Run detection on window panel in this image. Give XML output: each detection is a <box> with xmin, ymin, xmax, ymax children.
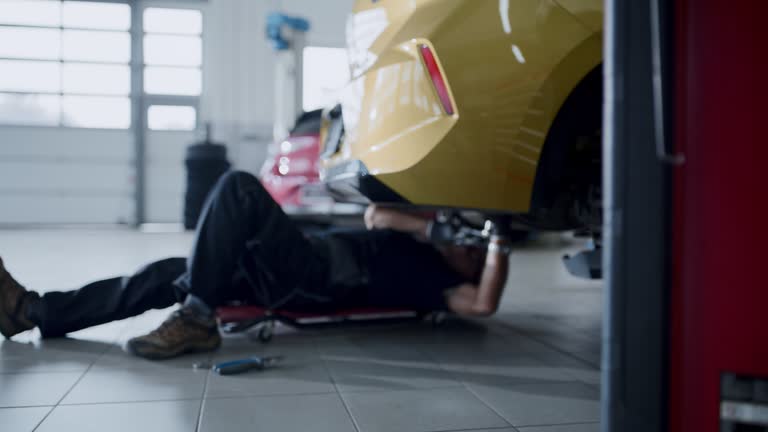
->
<box><xmin>63</xmin><ymin>30</ymin><xmax>131</xmax><ymax>63</ymax></box>
<box><xmin>0</xmin><ymin>60</ymin><xmax>60</xmax><ymax>93</ymax></box>
<box><xmin>144</xmin><ymin>8</ymin><xmax>203</xmax><ymax>35</ymax></box>
<box><xmin>0</xmin><ymin>27</ymin><xmax>61</xmax><ymax>60</ymax></box>
<box><xmin>62</xmin><ymin>1</ymin><xmax>131</xmax><ymax>31</ymax></box>
<box><xmin>63</xmin><ymin>63</ymin><xmax>130</xmax><ymax>95</ymax></box>
<box><xmin>148</xmin><ymin>105</ymin><xmax>196</xmax><ymax>131</ymax></box>
<box><xmin>303</xmin><ymin>47</ymin><xmax>351</xmax><ymax>111</ymax></box>
<box><xmin>0</xmin><ymin>1</ymin><xmax>147</xmax><ymax>129</ymax></box>
<box><xmin>0</xmin><ymin>3</ymin><xmax>205</xmax><ymax>129</ymax></box>
<box><xmin>144</xmin><ymin>35</ymin><xmax>202</xmax><ymax>67</ymax></box>
<box><xmin>0</xmin><ymin>93</ymin><xmax>60</xmax><ymax>126</ymax></box>
<box><xmin>0</xmin><ymin>1</ymin><xmax>61</xmax><ymax>27</ymax></box>
<box><xmin>61</xmin><ymin>95</ymin><xmax>130</xmax><ymax>129</ymax></box>
<box><xmin>144</xmin><ymin>67</ymin><xmax>202</xmax><ymax>96</ymax></box>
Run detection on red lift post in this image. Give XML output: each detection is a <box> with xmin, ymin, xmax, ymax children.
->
<box><xmin>670</xmin><ymin>0</ymin><xmax>768</xmax><ymax>430</ymax></box>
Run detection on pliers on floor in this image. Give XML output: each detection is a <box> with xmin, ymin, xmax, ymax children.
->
<box><xmin>211</xmin><ymin>355</ymin><xmax>285</xmax><ymax>375</ymax></box>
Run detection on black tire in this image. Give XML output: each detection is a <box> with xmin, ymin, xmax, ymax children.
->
<box><xmin>186</xmin><ymin>144</ymin><xmax>228</xmax><ymax>160</ymax></box>
<box><xmin>184</xmin><ymin>143</ymin><xmax>231</xmax><ymax>229</ymax></box>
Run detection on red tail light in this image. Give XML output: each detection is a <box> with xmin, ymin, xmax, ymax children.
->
<box><xmin>419</xmin><ymin>44</ymin><xmax>455</xmax><ymax>115</ymax></box>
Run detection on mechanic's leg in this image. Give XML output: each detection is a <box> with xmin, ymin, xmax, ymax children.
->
<box><xmin>0</xmin><ymin>257</ymin><xmax>186</xmax><ymax>339</ymax></box>
<box><xmin>124</xmin><ymin>171</ymin><xmax>321</xmax><ymax>359</ymax></box>
<box><xmin>126</xmin><ymin>171</ymin><xmax>328</xmax><ymax>359</ymax></box>
<box><xmin>174</xmin><ymin>170</ymin><xmax>327</xmax><ymax>310</ymax></box>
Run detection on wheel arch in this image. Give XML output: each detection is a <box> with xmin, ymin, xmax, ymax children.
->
<box><xmin>529</xmin><ymin>61</ymin><xmax>603</xmax><ymax>229</ymax></box>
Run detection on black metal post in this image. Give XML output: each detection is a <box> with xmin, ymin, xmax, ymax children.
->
<box><xmin>602</xmin><ymin>0</ymin><xmax>674</xmax><ymax>430</ymax></box>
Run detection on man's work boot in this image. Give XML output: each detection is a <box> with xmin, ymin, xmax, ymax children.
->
<box><xmin>125</xmin><ymin>307</ymin><xmax>221</xmax><ymax>360</ymax></box>
<box><xmin>0</xmin><ymin>257</ymin><xmax>38</xmax><ymax>338</ymax></box>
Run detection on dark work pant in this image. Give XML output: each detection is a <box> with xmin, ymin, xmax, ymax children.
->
<box><xmin>31</xmin><ymin>171</ymin><xmax>331</xmax><ymax>337</ymax></box>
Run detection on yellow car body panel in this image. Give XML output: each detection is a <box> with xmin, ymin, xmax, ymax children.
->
<box><xmin>322</xmin><ymin>0</ymin><xmax>603</xmax><ymax>213</ymax></box>
<box><xmin>554</xmin><ymin>0</ymin><xmax>604</xmax><ymax>31</ymax></box>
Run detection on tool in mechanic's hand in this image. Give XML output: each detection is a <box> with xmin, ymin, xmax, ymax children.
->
<box><xmin>426</xmin><ymin>213</ymin><xmax>515</xmax><ymax>254</ymax></box>
<box><xmin>212</xmin><ymin>355</ymin><xmax>285</xmax><ymax>375</ymax></box>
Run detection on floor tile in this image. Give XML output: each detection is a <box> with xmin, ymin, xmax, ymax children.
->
<box><xmin>216</xmin><ymin>334</ymin><xmax>319</xmax><ymax>360</ymax></box>
<box><xmin>443</xmin><ymin>346</ymin><xmax>601</xmax><ymax>390</ymax></box>
<box><xmin>0</xmin><ymin>337</ymin><xmax>112</xmax><ymax>374</ymax></box>
<box><xmin>0</xmin><ymin>372</ymin><xmax>82</xmax><ymax>407</ymax></box>
<box><xmin>538</xmin><ymin>359</ymin><xmax>600</xmax><ymax>388</ymax></box>
<box><xmin>342</xmin><ymin>387</ymin><xmax>509</xmax><ymax>432</ymax></box>
<box><xmin>36</xmin><ymin>400</ymin><xmax>200</xmax><ymax>432</ymax></box>
<box><xmin>203</xmin><ymin>335</ymin><xmax>331</xmax><ymax>398</ymax></box>
<box><xmin>32</xmin><ymin>337</ymin><xmax>114</xmax><ymax>354</ymax></box>
<box><xmin>518</xmin><ymin>423</ymin><xmax>600</xmax><ymax>432</ymax></box>
<box><xmin>205</xmin><ymin>360</ymin><xmax>335</xmax><ymax>398</ymax></box>
<box><xmin>419</xmin><ymin>334</ymin><xmax>559</xmax><ymax>369</ymax></box>
<box><xmin>468</xmin><ymin>381</ymin><xmax>600</xmax><ymax>427</ymax></box>
<box><xmin>65</xmin><ymin>319</ymin><xmax>133</xmax><ymax>344</ymax></box>
<box><xmin>453</xmin><ymin>429</ymin><xmax>520</xmax><ymax>432</ymax></box>
<box><xmin>318</xmin><ymin>334</ymin><xmax>432</xmax><ymax>362</ymax></box>
<box><xmin>310</xmin><ymin>322</ymin><xmax>429</xmax><ymax>342</ymax></box>
<box><xmin>199</xmin><ymin>393</ymin><xmax>356</xmax><ymax>432</ymax></box>
<box><xmin>318</xmin><ymin>333</ymin><xmax>464</xmax><ymax>392</ymax></box>
<box><xmin>91</xmin><ymin>346</ymin><xmax>214</xmax><ymax>371</ymax></box>
<box><xmin>452</xmin><ymin>361</ymin><xmax>580</xmax><ymax>388</ymax></box>
<box><xmin>0</xmin><ymin>406</ymin><xmax>52</xmax><ymax>432</ymax></box>
<box><xmin>0</xmin><ymin>348</ymin><xmax>96</xmax><ymax>374</ymax></box>
<box><xmin>326</xmin><ymin>356</ymin><xmax>461</xmax><ymax>393</ymax></box>
<box><xmin>61</xmin><ymin>368</ymin><xmax>207</xmax><ymax>404</ymax></box>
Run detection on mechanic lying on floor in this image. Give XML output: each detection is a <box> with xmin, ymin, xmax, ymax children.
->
<box><xmin>0</xmin><ymin>171</ymin><xmax>510</xmax><ymax>360</ymax></box>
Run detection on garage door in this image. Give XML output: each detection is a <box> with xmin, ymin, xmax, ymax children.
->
<box><xmin>0</xmin><ymin>1</ymin><xmax>134</xmax><ymax>224</ymax></box>
<box><xmin>0</xmin><ymin>1</ymin><xmax>203</xmax><ymax>225</ymax></box>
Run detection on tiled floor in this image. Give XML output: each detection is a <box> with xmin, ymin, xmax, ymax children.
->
<box><xmin>0</xmin><ymin>228</ymin><xmax>603</xmax><ymax>432</ymax></box>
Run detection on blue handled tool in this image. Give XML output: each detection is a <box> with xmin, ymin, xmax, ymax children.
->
<box><xmin>212</xmin><ymin>355</ymin><xmax>284</xmax><ymax>375</ymax></box>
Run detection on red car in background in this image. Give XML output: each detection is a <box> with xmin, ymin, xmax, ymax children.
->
<box><xmin>260</xmin><ymin>110</ymin><xmax>330</xmax><ymax>209</ymax></box>
<box><xmin>260</xmin><ymin>110</ymin><xmax>362</xmax><ymax>225</ymax></box>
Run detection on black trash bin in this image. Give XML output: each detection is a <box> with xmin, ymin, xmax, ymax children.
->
<box><xmin>184</xmin><ymin>125</ymin><xmax>230</xmax><ymax>230</ymax></box>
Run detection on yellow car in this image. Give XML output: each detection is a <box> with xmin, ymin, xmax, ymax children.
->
<box><xmin>321</xmin><ymin>0</ymin><xmax>603</xmax><ymax>233</ymax></box>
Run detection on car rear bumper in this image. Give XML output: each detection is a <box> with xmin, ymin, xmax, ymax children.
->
<box><xmin>322</xmin><ymin>159</ymin><xmax>408</xmax><ymax>205</ymax></box>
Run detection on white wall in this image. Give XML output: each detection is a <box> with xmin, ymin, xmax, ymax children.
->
<box><xmin>202</xmin><ymin>0</ymin><xmax>353</xmax><ymax>173</ymax></box>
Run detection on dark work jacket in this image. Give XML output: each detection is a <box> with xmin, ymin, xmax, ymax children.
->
<box><xmin>308</xmin><ymin>229</ymin><xmax>465</xmax><ymax>311</ymax></box>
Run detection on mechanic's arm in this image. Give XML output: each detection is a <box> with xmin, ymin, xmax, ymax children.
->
<box><xmin>445</xmin><ymin>236</ymin><xmax>509</xmax><ymax>317</ymax></box>
<box><xmin>364</xmin><ymin>204</ymin><xmax>430</xmax><ymax>240</ymax></box>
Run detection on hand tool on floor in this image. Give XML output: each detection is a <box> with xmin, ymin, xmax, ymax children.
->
<box><xmin>212</xmin><ymin>355</ymin><xmax>285</xmax><ymax>375</ymax></box>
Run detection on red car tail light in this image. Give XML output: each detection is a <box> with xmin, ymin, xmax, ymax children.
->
<box><xmin>419</xmin><ymin>44</ymin><xmax>455</xmax><ymax>115</ymax></box>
